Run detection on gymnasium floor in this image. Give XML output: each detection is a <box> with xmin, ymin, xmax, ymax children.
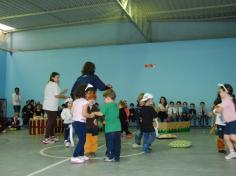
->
<box><xmin>0</xmin><ymin>129</ymin><xmax>235</xmax><ymax>176</ymax></box>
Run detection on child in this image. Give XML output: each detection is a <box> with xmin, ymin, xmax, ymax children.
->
<box><xmin>140</xmin><ymin>93</ymin><xmax>158</xmax><ymax>153</ymax></box>
<box><xmin>212</xmin><ymin>94</ymin><xmax>226</xmax><ymax>154</ymax></box>
<box><xmin>119</xmin><ymin>100</ymin><xmax>132</xmax><ymax>138</ymax></box>
<box><xmin>34</xmin><ymin>103</ymin><xmax>44</xmax><ymax>117</ymax></box>
<box><xmin>94</xmin><ymin>89</ymin><xmax>121</xmax><ymax>162</ymax></box>
<box><xmin>22</xmin><ymin>103</ymin><xmax>34</xmax><ymax>127</ymax></box>
<box><xmin>129</xmin><ymin>103</ymin><xmax>136</xmax><ymax>126</ymax></box>
<box><xmin>167</xmin><ymin>101</ymin><xmax>176</xmax><ymax>122</ymax></box>
<box><xmin>214</xmin><ymin>83</ymin><xmax>236</xmax><ymax>160</ymax></box>
<box><xmin>182</xmin><ymin>102</ymin><xmax>189</xmax><ymax>121</ymax></box>
<box><xmin>189</xmin><ymin>103</ymin><xmax>197</xmax><ymax>126</ymax></box>
<box><xmin>70</xmin><ymin>84</ymin><xmax>97</xmax><ymax>164</ymax></box>
<box><xmin>198</xmin><ymin>102</ymin><xmax>208</xmax><ymax>127</ymax></box>
<box><xmin>11</xmin><ymin>112</ymin><xmax>21</xmax><ymax>130</ymax></box>
<box><xmin>132</xmin><ymin>93</ymin><xmax>144</xmax><ymax>148</ymax></box>
<box><xmin>84</xmin><ymin>88</ymin><xmax>101</xmax><ymax>157</ymax></box>
<box><xmin>176</xmin><ymin>101</ymin><xmax>183</xmax><ymax>122</ymax></box>
<box><xmin>61</xmin><ymin>98</ymin><xmax>73</xmax><ymax>147</ymax></box>
<box><xmin>156</xmin><ymin>97</ymin><xmax>168</xmax><ymax>122</ymax></box>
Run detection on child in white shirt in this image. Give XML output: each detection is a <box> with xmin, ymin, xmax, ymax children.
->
<box><xmin>61</xmin><ymin>98</ymin><xmax>73</xmax><ymax>147</ymax></box>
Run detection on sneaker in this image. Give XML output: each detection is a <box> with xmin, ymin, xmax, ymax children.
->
<box><xmin>132</xmin><ymin>143</ymin><xmax>141</xmax><ymax>148</ymax></box>
<box><xmin>104</xmin><ymin>157</ymin><xmax>114</xmax><ymax>162</ymax></box>
<box><xmin>80</xmin><ymin>155</ymin><xmax>89</xmax><ymax>161</ymax></box>
<box><xmin>225</xmin><ymin>152</ymin><xmax>236</xmax><ymax>160</ymax></box>
<box><xmin>42</xmin><ymin>138</ymin><xmax>55</xmax><ymax>144</ymax></box>
<box><xmin>70</xmin><ymin>157</ymin><xmax>84</xmax><ymax>164</ymax></box>
<box><xmin>65</xmin><ymin>142</ymin><xmax>71</xmax><ymax>148</ymax></box>
<box><xmin>50</xmin><ymin>136</ymin><xmax>59</xmax><ymax>142</ymax></box>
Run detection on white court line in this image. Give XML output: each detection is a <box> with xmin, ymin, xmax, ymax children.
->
<box><xmin>27</xmin><ymin>144</ymin><xmax>105</xmax><ymax>176</ymax></box>
<box><xmin>25</xmin><ymin>158</ymin><xmax>69</xmax><ymax>176</ymax></box>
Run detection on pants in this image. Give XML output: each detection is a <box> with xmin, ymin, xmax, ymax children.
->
<box><xmin>64</xmin><ymin>123</ymin><xmax>71</xmax><ymax>142</ymax></box>
<box><xmin>13</xmin><ymin>105</ymin><xmax>21</xmax><ymax>113</ymax></box>
<box><xmin>105</xmin><ymin>131</ymin><xmax>121</xmax><ymax>161</ymax></box>
<box><xmin>199</xmin><ymin>115</ymin><xmax>208</xmax><ymax>126</ymax></box>
<box><xmin>44</xmin><ymin>110</ymin><xmax>57</xmax><ymax>138</ymax></box>
<box><xmin>73</xmin><ymin>121</ymin><xmax>86</xmax><ymax>157</ymax></box>
<box><xmin>121</xmin><ymin>120</ymin><xmax>131</xmax><ymax>135</ymax></box>
<box><xmin>143</xmin><ymin>132</ymin><xmax>156</xmax><ymax>152</ymax></box>
<box><xmin>135</xmin><ymin>128</ymin><xmax>143</xmax><ymax>145</ymax></box>
<box><xmin>84</xmin><ymin>133</ymin><xmax>98</xmax><ymax>154</ymax></box>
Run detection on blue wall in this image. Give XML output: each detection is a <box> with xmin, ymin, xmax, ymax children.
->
<box><xmin>5</xmin><ymin>38</ymin><xmax>236</xmax><ymax>116</ymax></box>
<box><xmin>0</xmin><ymin>50</ymin><xmax>7</xmax><ymax>98</ymax></box>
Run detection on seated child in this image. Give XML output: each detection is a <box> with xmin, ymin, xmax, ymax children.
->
<box><xmin>34</xmin><ymin>103</ymin><xmax>44</xmax><ymax>117</ymax></box>
<box><xmin>176</xmin><ymin>101</ymin><xmax>183</xmax><ymax>122</ymax></box>
<box><xmin>189</xmin><ymin>103</ymin><xmax>197</xmax><ymax>126</ymax></box>
<box><xmin>182</xmin><ymin>102</ymin><xmax>190</xmax><ymax>121</ymax></box>
<box><xmin>198</xmin><ymin>102</ymin><xmax>209</xmax><ymax>127</ymax></box>
<box><xmin>167</xmin><ymin>101</ymin><xmax>176</xmax><ymax>122</ymax></box>
<box><xmin>11</xmin><ymin>112</ymin><xmax>21</xmax><ymax>130</ymax></box>
<box><xmin>22</xmin><ymin>103</ymin><xmax>34</xmax><ymax>127</ymax></box>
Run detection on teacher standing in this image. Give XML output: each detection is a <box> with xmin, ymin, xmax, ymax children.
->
<box><xmin>42</xmin><ymin>72</ymin><xmax>69</xmax><ymax>144</ymax></box>
<box><xmin>71</xmin><ymin>61</ymin><xmax>112</xmax><ymax>99</ymax></box>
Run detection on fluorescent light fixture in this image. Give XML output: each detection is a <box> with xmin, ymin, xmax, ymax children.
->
<box><xmin>0</xmin><ymin>23</ymin><xmax>15</xmax><ymax>32</ymax></box>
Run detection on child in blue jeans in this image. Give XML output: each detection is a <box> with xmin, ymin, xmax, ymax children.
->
<box><xmin>140</xmin><ymin>93</ymin><xmax>158</xmax><ymax>153</ymax></box>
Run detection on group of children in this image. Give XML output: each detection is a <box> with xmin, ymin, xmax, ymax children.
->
<box><xmin>58</xmin><ymin>83</ymin><xmax>159</xmax><ymax>164</ymax></box>
<box><xmin>156</xmin><ymin>98</ymin><xmax>210</xmax><ymax>127</ymax></box>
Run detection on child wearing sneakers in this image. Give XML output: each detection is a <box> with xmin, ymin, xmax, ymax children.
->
<box><xmin>214</xmin><ymin>83</ymin><xmax>236</xmax><ymax>160</ymax></box>
<box><xmin>140</xmin><ymin>93</ymin><xmax>158</xmax><ymax>153</ymax></box>
<box><xmin>61</xmin><ymin>98</ymin><xmax>73</xmax><ymax>147</ymax></box>
<box><xmin>119</xmin><ymin>100</ymin><xmax>132</xmax><ymax>138</ymax></box>
<box><xmin>70</xmin><ymin>84</ymin><xmax>97</xmax><ymax>164</ymax></box>
<box><xmin>212</xmin><ymin>94</ymin><xmax>226</xmax><ymax>154</ymax></box>
<box><xmin>94</xmin><ymin>89</ymin><xmax>121</xmax><ymax>162</ymax></box>
<box><xmin>132</xmin><ymin>93</ymin><xmax>145</xmax><ymax>148</ymax></box>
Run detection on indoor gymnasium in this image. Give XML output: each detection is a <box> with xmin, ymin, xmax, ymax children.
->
<box><xmin>0</xmin><ymin>1</ymin><xmax>236</xmax><ymax>176</ymax></box>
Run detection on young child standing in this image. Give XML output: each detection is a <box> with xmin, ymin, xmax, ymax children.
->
<box><xmin>84</xmin><ymin>88</ymin><xmax>101</xmax><ymax>157</ymax></box>
<box><xmin>214</xmin><ymin>83</ymin><xmax>236</xmax><ymax>160</ymax></box>
<box><xmin>132</xmin><ymin>93</ymin><xmax>145</xmax><ymax>148</ymax></box>
<box><xmin>212</xmin><ymin>94</ymin><xmax>226</xmax><ymax>153</ymax></box>
<box><xmin>61</xmin><ymin>98</ymin><xmax>73</xmax><ymax>147</ymax></box>
<box><xmin>129</xmin><ymin>103</ymin><xmax>136</xmax><ymax>126</ymax></box>
<box><xmin>94</xmin><ymin>89</ymin><xmax>121</xmax><ymax>162</ymax></box>
<box><xmin>70</xmin><ymin>84</ymin><xmax>97</xmax><ymax>164</ymax></box>
<box><xmin>140</xmin><ymin>93</ymin><xmax>158</xmax><ymax>153</ymax></box>
<box><xmin>119</xmin><ymin>100</ymin><xmax>132</xmax><ymax>138</ymax></box>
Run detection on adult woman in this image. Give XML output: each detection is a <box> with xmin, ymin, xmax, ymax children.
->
<box><xmin>42</xmin><ymin>72</ymin><xmax>69</xmax><ymax>144</ymax></box>
<box><xmin>71</xmin><ymin>61</ymin><xmax>112</xmax><ymax>99</ymax></box>
<box><xmin>156</xmin><ymin>97</ymin><xmax>168</xmax><ymax>122</ymax></box>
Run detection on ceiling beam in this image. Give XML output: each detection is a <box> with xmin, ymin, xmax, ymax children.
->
<box><xmin>115</xmin><ymin>0</ymin><xmax>151</xmax><ymax>42</ymax></box>
<box><xmin>148</xmin><ymin>3</ymin><xmax>236</xmax><ymax>15</ymax></box>
<box><xmin>0</xmin><ymin>2</ymin><xmax>116</xmax><ymax>20</ymax></box>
